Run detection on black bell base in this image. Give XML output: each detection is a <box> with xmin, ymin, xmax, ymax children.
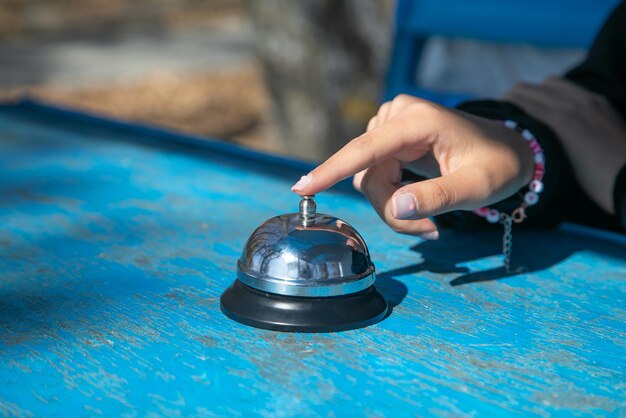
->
<box><xmin>220</xmin><ymin>280</ymin><xmax>388</xmax><ymax>333</ymax></box>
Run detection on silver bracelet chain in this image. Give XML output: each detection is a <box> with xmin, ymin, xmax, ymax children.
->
<box><xmin>499</xmin><ymin>205</ymin><xmax>527</xmax><ymax>274</ymax></box>
<box><xmin>473</xmin><ymin>119</ymin><xmax>545</xmax><ymax>274</ymax></box>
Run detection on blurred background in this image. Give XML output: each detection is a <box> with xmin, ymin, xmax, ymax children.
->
<box><xmin>0</xmin><ymin>0</ymin><xmax>605</xmax><ymax>161</ymax></box>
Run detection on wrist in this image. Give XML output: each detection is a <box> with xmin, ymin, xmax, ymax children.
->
<box><xmin>456</xmin><ymin>99</ymin><xmax>578</xmax><ymax>228</ymax></box>
<box><xmin>473</xmin><ymin>119</ymin><xmax>546</xmax><ymax>224</ymax></box>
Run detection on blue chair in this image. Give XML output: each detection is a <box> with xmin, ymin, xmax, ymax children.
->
<box><xmin>384</xmin><ymin>0</ymin><xmax>621</xmax><ymax>106</ymax></box>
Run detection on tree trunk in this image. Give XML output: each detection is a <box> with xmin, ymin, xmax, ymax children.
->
<box><xmin>247</xmin><ymin>0</ymin><xmax>392</xmax><ymax>161</ymax></box>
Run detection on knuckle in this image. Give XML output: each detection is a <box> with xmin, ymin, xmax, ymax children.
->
<box><xmin>477</xmin><ymin>169</ymin><xmax>497</xmax><ymax>196</ymax></box>
<box><xmin>389</xmin><ymin>221</ymin><xmax>408</xmax><ymax>234</ymax></box>
<box><xmin>378</xmin><ymin>101</ymin><xmax>391</xmax><ymax>115</ymax></box>
<box><xmin>406</xmin><ymin>101</ymin><xmax>442</xmax><ymax>118</ymax></box>
<box><xmin>352</xmin><ymin>174</ymin><xmax>363</xmax><ymax>192</ymax></box>
<box><xmin>427</xmin><ymin>182</ymin><xmax>455</xmax><ymax>212</ymax></box>
<box><xmin>366</xmin><ymin>116</ymin><xmax>378</xmax><ymax>131</ymax></box>
<box><xmin>388</xmin><ymin>220</ymin><xmax>418</xmax><ymax>236</ymax></box>
<box><xmin>352</xmin><ymin>132</ymin><xmax>375</xmax><ymax>149</ymax></box>
<box><xmin>359</xmin><ymin>169</ymin><xmax>377</xmax><ymax>194</ymax></box>
<box><xmin>393</xmin><ymin>94</ymin><xmax>414</xmax><ymax>107</ymax></box>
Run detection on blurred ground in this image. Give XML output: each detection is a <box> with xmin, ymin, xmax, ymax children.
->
<box><xmin>0</xmin><ymin>69</ymin><xmax>271</xmax><ymax>150</ymax></box>
<box><xmin>0</xmin><ymin>0</ymin><xmax>275</xmax><ymax>151</ymax></box>
<box><xmin>1</xmin><ymin>1</ymin><xmax>582</xmax><ymax>161</ymax></box>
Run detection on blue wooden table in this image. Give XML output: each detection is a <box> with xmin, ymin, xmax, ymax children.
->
<box><xmin>1</xmin><ymin>101</ymin><xmax>625</xmax><ymax>417</ymax></box>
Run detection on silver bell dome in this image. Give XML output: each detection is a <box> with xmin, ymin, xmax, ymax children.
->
<box><xmin>237</xmin><ymin>196</ymin><xmax>376</xmax><ymax>297</ymax></box>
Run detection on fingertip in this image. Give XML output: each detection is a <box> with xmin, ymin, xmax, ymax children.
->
<box><xmin>387</xmin><ymin>217</ymin><xmax>439</xmax><ymax>237</ymax></box>
<box><xmin>418</xmin><ymin>230</ymin><xmax>439</xmax><ymax>240</ymax></box>
<box><xmin>290</xmin><ymin>173</ymin><xmax>312</xmax><ymax>193</ymax></box>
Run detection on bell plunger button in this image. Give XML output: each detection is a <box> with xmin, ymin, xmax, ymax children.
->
<box><xmin>298</xmin><ymin>195</ymin><xmax>316</xmax><ymax>227</ymax></box>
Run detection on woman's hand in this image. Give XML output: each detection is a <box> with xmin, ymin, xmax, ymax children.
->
<box><xmin>291</xmin><ymin>95</ymin><xmax>534</xmax><ymax>239</ymax></box>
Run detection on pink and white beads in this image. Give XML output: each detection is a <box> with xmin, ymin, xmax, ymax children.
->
<box><xmin>473</xmin><ymin>120</ymin><xmax>545</xmax><ymax>223</ymax></box>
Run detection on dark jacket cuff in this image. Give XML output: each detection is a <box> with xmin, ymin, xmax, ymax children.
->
<box><xmin>614</xmin><ymin>164</ymin><xmax>626</xmax><ymax>230</ymax></box>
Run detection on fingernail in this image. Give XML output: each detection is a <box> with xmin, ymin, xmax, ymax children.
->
<box><xmin>291</xmin><ymin>174</ymin><xmax>312</xmax><ymax>192</ymax></box>
<box><xmin>392</xmin><ymin>194</ymin><xmax>418</xmax><ymax>219</ymax></box>
<box><xmin>418</xmin><ymin>231</ymin><xmax>439</xmax><ymax>240</ymax></box>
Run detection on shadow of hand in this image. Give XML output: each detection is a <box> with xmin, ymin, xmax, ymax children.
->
<box><xmin>377</xmin><ymin>227</ymin><xmax>626</xmax><ymax>292</ymax></box>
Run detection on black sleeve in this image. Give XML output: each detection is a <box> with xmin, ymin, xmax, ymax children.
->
<box><xmin>566</xmin><ymin>0</ymin><xmax>626</xmax><ymax>230</ymax></box>
<box><xmin>615</xmin><ymin>166</ymin><xmax>626</xmax><ymax>230</ymax></box>
<box><xmin>566</xmin><ymin>1</ymin><xmax>626</xmax><ymax>121</ymax></box>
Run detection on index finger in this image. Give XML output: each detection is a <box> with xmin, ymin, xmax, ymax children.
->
<box><xmin>291</xmin><ymin>105</ymin><xmax>440</xmax><ymax>195</ymax></box>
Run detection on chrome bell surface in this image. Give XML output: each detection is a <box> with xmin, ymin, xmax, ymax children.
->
<box><xmin>236</xmin><ymin>196</ymin><xmax>375</xmax><ymax>297</ymax></box>
<box><xmin>220</xmin><ymin>195</ymin><xmax>388</xmax><ymax>332</ymax></box>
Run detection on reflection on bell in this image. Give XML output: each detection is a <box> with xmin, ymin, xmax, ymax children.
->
<box><xmin>220</xmin><ymin>196</ymin><xmax>388</xmax><ymax>332</ymax></box>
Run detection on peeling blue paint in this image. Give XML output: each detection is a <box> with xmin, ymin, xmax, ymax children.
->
<box><xmin>0</xmin><ymin>102</ymin><xmax>624</xmax><ymax>417</ymax></box>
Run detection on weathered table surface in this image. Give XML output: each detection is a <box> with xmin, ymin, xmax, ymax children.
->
<box><xmin>1</xmin><ymin>101</ymin><xmax>625</xmax><ymax>417</ymax></box>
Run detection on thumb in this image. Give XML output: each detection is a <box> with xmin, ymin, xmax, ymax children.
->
<box><xmin>391</xmin><ymin>168</ymin><xmax>491</xmax><ymax>219</ymax></box>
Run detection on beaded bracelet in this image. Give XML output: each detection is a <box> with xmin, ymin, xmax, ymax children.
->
<box><xmin>472</xmin><ymin>119</ymin><xmax>546</xmax><ymax>273</ymax></box>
